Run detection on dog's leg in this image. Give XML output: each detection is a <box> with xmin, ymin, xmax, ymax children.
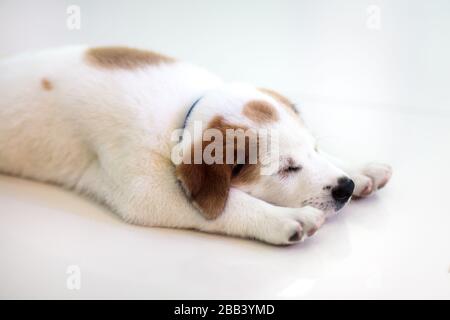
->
<box><xmin>180</xmin><ymin>187</ymin><xmax>326</xmax><ymax>245</ymax></box>
<box><xmin>318</xmin><ymin>150</ymin><xmax>392</xmax><ymax>198</ymax></box>
<box><xmin>79</xmin><ymin>153</ymin><xmax>325</xmax><ymax>245</ymax></box>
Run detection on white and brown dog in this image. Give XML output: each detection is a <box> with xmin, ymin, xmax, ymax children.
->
<box><xmin>0</xmin><ymin>46</ymin><xmax>392</xmax><ymax>245</ymax></box>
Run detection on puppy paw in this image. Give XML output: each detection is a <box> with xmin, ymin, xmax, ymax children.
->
<box><xmin>352</xmin><ymin>163</ymin><xmax>392</xmax><ymax>198</ymax></box>
<box><xmin>267</xmin><ymin>217</ymin><xmax>304</xmax><ymax>245</ymax></box>
<box><xmin>289</xmin><ymin>206</ymin><xmax>326</xmax><ymax>238</ymax></box>
<box><xmin>259</xmin><ymin>206</ymin><xmax>325</xmax><ymax>245</ymax></box>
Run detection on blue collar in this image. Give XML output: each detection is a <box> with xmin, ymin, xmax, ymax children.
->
<box><xmin>182</xmin><ymin>96</ymin><xmax>202</xmax><ymax>130</ymax></box>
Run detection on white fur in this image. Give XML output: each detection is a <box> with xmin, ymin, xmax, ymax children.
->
<box><xmin>0</xmin><ymin>46</ymin><xmax>391</xmax><ymax>245</ymax></box>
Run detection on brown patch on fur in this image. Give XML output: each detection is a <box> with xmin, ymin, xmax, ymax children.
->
<box><xmin>177</xmin><ymin>155</ymin><xmax>232</xmax><ymax>220</ymax></box>
<box><xmin>85</xmin><ymin>46</ymin><xmax>175</xmax><ymax>69</ymax></box>
<box><xmin>259</xmin><ymin>88</ymin><xmax>298</xmax><ymax>115</ymax></box>
<box><xmin>205</xmin><ymin>116</ymin><xmax>262</xmax><ymax>188</ymax></box>
<box><xmin>176</xmin><ymin>116</ymin><xmax>261</xmax><ymax>219</ymax></box>
<box><xmin>41</xmin><ymin>78</ymin><xmax>53</xmax><ymax>90</ymax></box>
<box><xmin>243</xmin><ymin>100</ymin><xmax>279</xmax><ymax>123</ymax></box>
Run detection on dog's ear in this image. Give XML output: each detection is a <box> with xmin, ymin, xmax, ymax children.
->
<box><xmin>176</xmin><ymin>159</ymin><xmax>232</xmax><ymax>220</ymax></box>
<box><xmin>176</xmin><ymin>116</ymin><xmax>259</xmax><ymax>219</ymax></box>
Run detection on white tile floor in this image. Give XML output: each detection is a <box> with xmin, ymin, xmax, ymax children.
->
<box><xmin>1</xmin><ymin>102</ymin><xmax>449</xmax><ymax>299</ymax></box>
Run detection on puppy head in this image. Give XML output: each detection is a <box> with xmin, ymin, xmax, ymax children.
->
<box><xmin>175</xmin><ymin>84</ymin><xmax>354</xmax><ymax>219</ymax></box>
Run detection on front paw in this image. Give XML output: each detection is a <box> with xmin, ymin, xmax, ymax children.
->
<box><xmin>259</xmin><ymin>206</ymin><xmax>326</xmax><ymax>245</ymax></box>
<box><xmin>264</xmin><ymin>216</ymin><xmax>305</xmax><ymax>245</ymax></box>
<box><xmin>352</xmin><ymin>163</ymin><xmax>392</xmax><ymax>198</ymax></box>
<box><xmin>290</xmin><ymin>206</ymin><xmax>326</xmax><ymax>237</ymax></box>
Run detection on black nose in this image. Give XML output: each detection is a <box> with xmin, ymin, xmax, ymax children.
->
<box><xmin>331</xmin><ymin>177</ymin><xmax>355</xmax><ymax>203</ymax></box>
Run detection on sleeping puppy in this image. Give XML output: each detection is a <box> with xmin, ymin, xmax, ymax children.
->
<box><xmin>0</xmin><ymin>46</ymin><xmax>392</xmax><ymax>245</ymax></box>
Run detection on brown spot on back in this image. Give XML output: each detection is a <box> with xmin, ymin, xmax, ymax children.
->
<box><xmin>259</xmin><ymin>88</ymin><xmax>298</xmax><ymax>115</ymax></box>
<box><xmin>242</xmin><ymin>100</ymin><xmax>279</xmax><ymax>123</ymax></box>
<box><xmin>85</xmin><ymin>46</ymin><xmax>175</xmax><ymax>69</ymax></box>
<box><xmin>41</xmin><ymin>78</ymin><xmax>53</xmax><ymax>90</ymax></box>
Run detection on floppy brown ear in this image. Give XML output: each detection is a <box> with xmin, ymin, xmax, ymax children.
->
<box><xmin>176</xmin><ymin>116</ymin><xmax>257</xmax><ymax>219</ymax></box>
<box><xmin>176</xmin><ymin>161</ymin><xmax>232</xmax><ymax>220</ymax></box>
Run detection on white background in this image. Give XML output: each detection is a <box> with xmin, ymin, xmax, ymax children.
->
<box><xmin>0</xmin><ymin>0</ymin><xmax>449</xmax><ymax>299</ymax></box>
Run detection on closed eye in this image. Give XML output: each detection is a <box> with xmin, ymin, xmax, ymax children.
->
<box><xmin>281</xmin><ymin>165</ymin><xmax>302</xmax><ymax>174</ymax></box>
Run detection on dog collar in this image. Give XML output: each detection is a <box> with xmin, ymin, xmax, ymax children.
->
<box><xmin>182</xmin><ymin>96</ymin><xmax>202</xmax><ymax>131</ymax></box>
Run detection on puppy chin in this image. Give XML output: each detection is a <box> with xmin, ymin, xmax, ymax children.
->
<box><xmin>334</xmin><ymin>202</ymin><xmax>346</xmax><ymax>212</ymax></box>
<box><xmin>332</xmin><ymin>199</ymin><xmax>352</xmax><ymax>214</ymax></box>
<box><xmin>314</xmin><ymin>200</ymin><xmax>351</xmax><ymax>217</ymax></box>
<box><xmin>323</xmin><ymin>207</ymin><xmax>338</xmax><ymax>217</ymax></box>
<box><xmin>301</xmin><ymin>197</ymin><xmax>351</xmax><ymax>216</ymax></box>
